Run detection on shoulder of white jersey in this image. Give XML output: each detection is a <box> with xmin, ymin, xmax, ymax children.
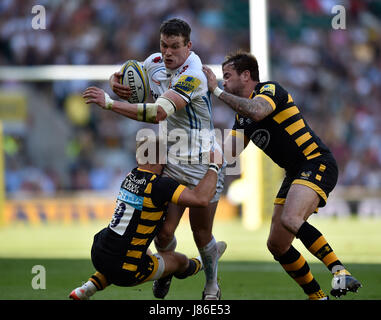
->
<box><xmin>185</xmin><ymin>53</ymin><xmax>207</xmax><ymax>82</ymax></box>
<box><xmin>143</xmin><ymin>53</ymin><xmax>164</xmax><ymax>71</ymax></box>
<box><xmin>171</xmin><ymin>71</ymin><xmax>207</xmax><ymax>102</ymax></box>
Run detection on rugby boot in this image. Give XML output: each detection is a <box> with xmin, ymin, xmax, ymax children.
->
<box><xmin>330</xmin><ymin>269</ymin><xmax>362</xmax><ymax>298</ymax></box>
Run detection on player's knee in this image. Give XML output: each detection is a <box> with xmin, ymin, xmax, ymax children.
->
<box><xmin>280</xmin><ymin>212</ymin><xmax>301</xmax><ymax>235</ymax></box>
<box><xmin>178</xmin><ymin>254</ymin><xmax>188</xmax><ymax>270</ymax></box>
<box><xmin>157</xmin><ymin>223</ymin><xmax>175</xmax><ymax>241</ymax></box>
<box><xmin>155</xmin><ymin>233</ymin><xmax>176</xmax><ymax>252</ymax></box>
<box><xmin>267</xmin><ymin>237</ymin><xmax>289</xmax><ymax>258</ymax></box>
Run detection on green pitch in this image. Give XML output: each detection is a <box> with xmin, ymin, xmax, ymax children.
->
<box><xmin>0</xmin><ymin>216</ymin><xmax>380</xmax><ymax>300</ymax></box>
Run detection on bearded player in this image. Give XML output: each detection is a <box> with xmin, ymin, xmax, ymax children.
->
<box><xmin>202</xmin><ymin>52</ymin><xmax>362</xmax><ymax>300</ymax></box>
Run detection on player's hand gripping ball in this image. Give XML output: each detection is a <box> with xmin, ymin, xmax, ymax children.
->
<box><xmin>120</xmin><ymin>60</ymin><xmax>150</xmax><ymax>103</ymax></box>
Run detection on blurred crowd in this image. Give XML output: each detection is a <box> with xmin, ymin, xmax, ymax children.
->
<box><xmin>0</xmin><ymin>0</ymin><xmax>249</xmax><ymax>65</ymax></box>
<box><xmin>0</xmin><ymin>0</ymin><xmax>247</xmax><ymax>196</ymax></box>
<box><xmin>269</xmin><ymin>0</ymin><xmax>381</xmax><ymax>188</ymax></box>
<box><xmin>1</xmin><ymin>0</ymin><xmax>380</xmax><ymax>196</ymax></box>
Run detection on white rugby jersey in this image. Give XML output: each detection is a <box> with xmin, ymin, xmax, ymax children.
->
<box><xmin>143</xmin><ymin>52</ymin><xmax>218</xmax><ymax>163</ymax></box>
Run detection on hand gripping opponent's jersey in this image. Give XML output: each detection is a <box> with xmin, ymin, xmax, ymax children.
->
<box><xmin>231</xmin><ymin>81</ymin><xmax>332</xmax><ymax>173</ymax></box>
<box><xmin>144</xmin><ymin>52</ymin><xmax>217</xmax><ymax>164</ymax></box>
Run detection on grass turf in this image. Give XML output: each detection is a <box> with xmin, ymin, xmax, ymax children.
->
<box><xmin>0</xmin><ymin>216</ymin><xmax>380</xmax><ymax>300</ymax></box>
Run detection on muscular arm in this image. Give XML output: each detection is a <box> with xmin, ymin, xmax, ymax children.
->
<box><xmin>173</xmin><ymin>150</ymin><xmax>222</xmax><ymax>207</ymax></box>
<box><xmin>218</xmin><ymin>93</ymin><xmax>274</xmax><ymax>122</ymax></box>
<box><xmin>82</xmin><ymin>86</ymin><xmax>188</xmax><ymax>123</ymax></box>
<box><xmin>202</xmin><ymin>64</ymin><xmax>274</xmax><ymax>122</ymax></box>
<box><xmin>176</xmin><ymin>169</ymin><xmax>218</xmax><ymax>207</ymax></box>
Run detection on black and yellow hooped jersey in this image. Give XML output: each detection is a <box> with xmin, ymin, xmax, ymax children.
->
<box><xmin>99</xmin><ymin>167</ymin><xmax>185</xmax><ymax>271</ymax></box>
<box><xmin>231</xmin><ymin>81</ymin><xmax>331</xmax><ymax>173</ymax></box>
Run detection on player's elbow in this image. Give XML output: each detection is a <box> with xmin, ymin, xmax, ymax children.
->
<box><xmin>198</xmin><ymin>197</ymin><xmax>210</xmax><ymax>207</ymax></box>
<box><xmin>192</xmin><ymin>194</ymin><xmax>210</xmax><ymax>207</ymax></box>
<box><xmin>250</xmin><ymin>110</ymin><xmax>266</xmax><ymax>122</ymax></box>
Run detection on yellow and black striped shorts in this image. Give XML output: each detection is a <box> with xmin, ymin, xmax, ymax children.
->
<box><xmin>275</xmin><ymin>154</ymin><xmax>338</xmax><ymax>208</ymax></box>
<box><xmin>91</xmin><ymin>230</ymin><xmax>159</xmax><ymax>287</ymax></box>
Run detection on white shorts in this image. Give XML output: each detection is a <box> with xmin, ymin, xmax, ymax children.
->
<box><xmin>162</xmin><ymin>162</ymin><xmax>226</xmax><ymax>203</ymax></box>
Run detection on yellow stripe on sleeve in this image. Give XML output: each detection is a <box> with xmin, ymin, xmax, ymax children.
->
<box><xmin>171</xmin><ymin>185</ymin><xmax>186</xmax><ymax>204</ymax></box>
<box><xmin>274</xmin><ymin>198</ymin><xmax>286</xmax><ymax>205</ymax></box>
<box><xmin>255</xmin><ymin>94</ymin><xmax>276</xmax><ymax>110</ymax></box>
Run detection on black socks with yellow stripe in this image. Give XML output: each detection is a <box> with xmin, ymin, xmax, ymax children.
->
<box><xmin>277</xmin><ymin>245</ymin><xmax>322</xmax><ymax>297</ymax></box>
<box><xmin>89</xmin><ymin>271</ymin><xmax>109</xmax><ymax>291</ymax></box>
<box><xmin>296</xmin><ymin>221</ymin><xmax>344</xmax><ymax>273</ymax></box>
<box><xmin>277</xmin><ymin>221</ymin><xmax>346</xmax><ymax>299</ymax></box>
<box><xmin>174</xmin><ymin>258</ymin><xmax>202</xmax><ymax>279</ymax></box>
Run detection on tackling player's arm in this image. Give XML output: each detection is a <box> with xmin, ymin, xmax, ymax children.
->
<box><xmin>202</xmin><ymin>65</ymin><xmax>274</xmax><ymax>122</ymax></box>
<box><xmin>170</xmin><ymin>150</ymin><xmax>222</xmax><ymax>207</ymax></box>
<box><xmin>218</xmin><ymin>93</ymin><xmax>274</xmax><ymax>122</ymax></box>
<box><xmin>82</xmin><ymin>87</ymin><xmax>188</xmax><ymax>124</ymax></box>
<box><xmin>175</xmin><ymin>169</ymin><xmax>218</xmax><ymax>207</ymax></box>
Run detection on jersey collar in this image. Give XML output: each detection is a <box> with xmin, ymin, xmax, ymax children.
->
<box><xmin>137</xmin><ymin>168</ymin><xmax>156</xmax><ymax>174</ymax></box>
<box><xmin>165</xmin><ymin>51</ymin><xmax>194</xmax><ymax>76</ymax></box>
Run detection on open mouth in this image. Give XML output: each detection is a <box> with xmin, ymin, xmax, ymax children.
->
<box><xmin>164</xmin><ymin>58</ymin><xmax>173</xmax><ymax>65</ymax></box>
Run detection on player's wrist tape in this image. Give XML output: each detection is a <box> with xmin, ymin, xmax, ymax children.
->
<box><xmin>104</xmin><ymin>92</ymin><xmax>114</xmax><ymax>110</ymax></box>
<box><xmin>213</xmin><ymin>86</ymin><xmax>223</xmax><ymax>98</ymax></box>
<box><xmin>137</xmin><ymin>96</ymin><xmax>176</xmax><ymax>123</ymax></box>
<box><xmin>208</xmin><ymin>163</ymin><xmax>220</xmax><ymax>174</ymax></box>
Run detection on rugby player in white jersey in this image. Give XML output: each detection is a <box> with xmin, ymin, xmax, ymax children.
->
<box><xmin>83</xmin><ymin>18</ymin><xmax>226</xmax><ymax>300</ymax></box>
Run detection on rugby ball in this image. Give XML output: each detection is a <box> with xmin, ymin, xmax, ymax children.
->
<box><xmin>120</xmin><ymin>60</ymin><xmax>150</xmax><ymax>103</ymax></box>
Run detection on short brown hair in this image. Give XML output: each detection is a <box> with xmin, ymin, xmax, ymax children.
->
<box><xmin>222</xmin><ymin>51</ymin><xmax>260</xmax><ymax>82</ymax></box>
<box><xmin>160</xmin><ymin>18</ymin><xmax>191</xmax><ymax>45</ymax></box>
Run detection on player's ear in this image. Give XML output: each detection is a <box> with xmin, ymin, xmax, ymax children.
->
<box><xmin>242</xmin><ymin>70</ymin><xmax>251</xmax><ymax>82</ymax></box>
<box><xmin>187</xmin><ymin>40</ymin><xmax>192</xmax><ymax>50</ymax></box>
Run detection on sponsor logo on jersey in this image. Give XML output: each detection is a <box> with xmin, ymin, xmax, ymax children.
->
<box><xmin>260</xmin><ymin>83</ymin><xmax>276</xmax><ymax>96</ymax></box>
<box><xmin>250</xmin><ymin>129</ymin><xmax>270</xmax><ymax>150</ymax></box>
<box><xmin>117</xmin><ymin>188</ymin><xmax>143</xmax><ymax>210</ymax></box>
<box><xmin>152</xmin><ymin>56</ymin><xmax>162</xmax><ymax>63</ymax></box>
<box><xmin>174</xmin><ymin>75</ymin><xmax>201</xmax><ymax>94</ymax></box>
<box><xmin>110</xmin><ymin>201</ymin><xmax>126</xmax><ymax>227</ymax></box>
<box><xmin>300</xmin><ymin>171</ymin><xmax>312</xmax><ymax>179</ymax></box>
